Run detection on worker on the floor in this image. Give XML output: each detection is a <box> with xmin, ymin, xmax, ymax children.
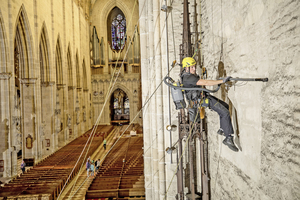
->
<box><xmin>86</xmin><ymin>159</ymin><xmax>91</xmax><ymax>176</ymax></box>
<box><xmin>181</xmin><ymin>57</ymin><xmax>239</xmax><ymax>152</ymax></box>
<box><xmin>20</xmin><ymin>160</ymin><xmax>26</xmax><ymax>174</ymax></box>
<box><xmin>96</xmin><ymin>159</ymin><xmax>100</xmax><ymax>172</ymax></box>
<box><xmin>90</xmin><ymin>160</ymin><xmax>95</xmax><ymax>177</ymax></box>
<box><xmin>103</xmin><ymin>138</ymin><xmax>107</xmax><ymax>150</ymax></box>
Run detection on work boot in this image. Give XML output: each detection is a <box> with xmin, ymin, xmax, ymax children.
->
<box><xmin>217</xmin><ymin>128</ymin><xmax>225</xmax><ymax>136</ymax></box>
<box><xmin>223</xmin><ymin>135</ymin><xmax>239</xmax><ymax>152</ymax></box>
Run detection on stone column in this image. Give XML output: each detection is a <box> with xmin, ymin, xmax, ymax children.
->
<box><xmin>19</xmin><ymin>78</ymin><xmax>37</xmax><ymax>160</ymax></box>
<box><xmin>56</xmin><ymin>84</ymin><xmax>66</xmax><ymax>148</ymax></box>
<box><xmin>40</xmin><ymin>82</ymin><xmax>55</xmax><ymax>157</ymax></box>
<box><xmin>68</xmin><ymin>86</ymin><xmax>76</xmax><ymax>140</ymax></box>
<box><xmin>140</xmin><ymin>0</ymin><xmax>153</xmax><ymax>198</ymax></box>
<box><xmin>82</xmin><ymin>89</ymin><xmax>89</xmax><ymax>132</ymax></box>
<box><xmin>153</xmin><ymin>0</ymin><xmax>162</xmax><ymax>199</ymax></box>
<box><xmin>0</xmin><ymin>73</ymin><xmax>17</xmax><ymax>177</ymax></box>
<box><xmin>75</xmin><ymin>87</ymin><xmax>82</xmax><ymax>137</ymax></box>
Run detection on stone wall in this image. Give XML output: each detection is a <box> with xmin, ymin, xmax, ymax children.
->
<box><xmin>0</xmin><ymin>0</ymin><xmax>91</xmax><ymax>177</ymax></box>
<box><xmin>201</xmin><ymin>0</ymin><xmax>300</xmax><ymax>199</ymax></box>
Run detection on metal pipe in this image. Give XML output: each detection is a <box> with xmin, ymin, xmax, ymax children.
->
<box><xmin>177</xmin><ymin>113</ymin><xmax>184</xmax><ymax>200</ymax></box>
<box><xmin>164</xmin><ymin>0</ymin><xmax>173</xmax><ymax>164</ymax></box>
<box><xmin>189</xmin><ymin>134</ymin><xmax>195</xmax><ymax>200</ymax></box>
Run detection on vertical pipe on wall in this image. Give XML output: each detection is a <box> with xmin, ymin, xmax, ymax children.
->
<box><xmin>164</xmin><ymin>0</ymin><xmax>173</xmax><ymax>165</ymax></box>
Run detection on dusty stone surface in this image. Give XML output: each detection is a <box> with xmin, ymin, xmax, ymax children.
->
<box><xmin>201</xmin><ymin>0</ymin><xmax>300</xmax><ymax>199</ymax></box>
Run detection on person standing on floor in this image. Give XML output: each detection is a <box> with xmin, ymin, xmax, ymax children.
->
<box><xmin>20</xmin><ymin>160</ymin><xmax>26</xmax><ymax>174</ymax></box>
<box><xmin>90</xmin><ymin>160</ymin><xmax>95</xmax><ymax>177</ymax></box>
<box><xmin>86</xmin><ymin>159</ymin><xmax>91</xmax><ymax>177</ymax></box>
<box><xmin>96</xmin><ymin>159</ymin><xmax>100</xmax><ymax>172</ymax></box>
<box><xmin>103</xmin><ymin>138</ymin><xmax>107</xmax><ymax>150</ymax></box>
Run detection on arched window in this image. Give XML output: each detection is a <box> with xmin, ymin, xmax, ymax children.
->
<box><xmin>108</xmin><ymin>7</ymin><xmax>126</xmax><ymax>52</ymax></box>
<box><xmin>39</xmin><ymin>26</ymin><xmax>50</xmax><ymax>83</ymax></box>
<box><xmin>55</xmin><ymin>38</ymin><xmax>62</xmax><ymax>85</ymax></box>
<box><xmin>67</xmin><ymin>47</ymin><xmax>73</xmax><ymax>86</ymax></box>
<box><xmin>111</xmin><ymin>14</ymin><xmax>126</xmax><ymax>50</ymax></box>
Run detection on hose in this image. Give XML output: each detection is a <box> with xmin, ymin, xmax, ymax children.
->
<box><xmin>163</xmin><ymin>76</ymin><xmax>268</xmax><ymax>93</ymax></box>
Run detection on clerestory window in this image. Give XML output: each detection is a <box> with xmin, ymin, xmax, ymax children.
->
<box><xmin>111</xmin><ymin>14</ymin><xmax>126</xmax><ymax>51</ymax></box>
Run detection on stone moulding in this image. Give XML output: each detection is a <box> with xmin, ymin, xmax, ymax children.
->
<box><xmin>41</xmin><ymin>81</ymin><xmax>55</xmax><ymax>87</ymax></box>
<box><xmin>0</xmin><ymin>72</ymin><xmax>12</xmax><ymax>80</ymax></box>
<box><xmin>56</xmin><ymin>84</ymin><xmax>66</xmax><ymax>90</ymax></box>
<box><xmin>19</xmin><ymin>78</ymin><xmax>37</xmax><ymax>87</ymax></box>
<box><xmin>68</xmin><ymin>86</ymin><xmax>76</xmax><ymax>90</ymax></box>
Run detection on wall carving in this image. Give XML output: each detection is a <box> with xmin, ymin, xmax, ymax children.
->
<box><xmin>67</xmin><ymin>114</ymin><xmax>71</xmax><ymax>128</ymax></box>
<box><xmin>26</xmin><ymin>134</ymin><xmax>33</xmax><ymax>149</ymax></box>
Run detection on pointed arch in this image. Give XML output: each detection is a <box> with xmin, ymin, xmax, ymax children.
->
<box><xmin>110</xmin><ymin>83</ymin><xmax>133</xmax><ymax>110</ymax></box>
<box><xmin>0</xmin><ymin>9</ymin><xmax>8</xmax><ymax>73</ymax></box>
<box><xmin>111</xmin><ymin>83</ymin><xmax>132</xmax><ymax>99</ymax></box>
<box><xmin>39</xmin><ymin>22</ymin><xmax>50</xmax><ymax>83</ymax></box>
<box><xmin>100</xmin><ymin>1</ymin><xmax>130</xmax><ymax>29</ymax></box>
<box><xmin>92</xmin><ymin>26</ymin><xmax>100</xmax><ymax>65</ymax></box>
<box><xmin>107</xmin><ymin>7</ymin><xmax>126</xmax><ymax>52</ymax></box>
<box><xmin>67</xmin><ymin>45</ymin><xmax>73</xmax><ymax>86</ymax></box>
<box><xmin>75</xmin><ymin>52</ymin><xmax>80</xmax><ymax>88</ymax></box>
<box><xmin>110</xmin><ymin>84</ymin><xmax>132</xmax><ymax>123</ymax></box>
<box><xmin>82</xmin><ymin>58</ymin><xmax>87</xmax><ymax>90</ymax></box>
<box><xmin>55</xmin><ymin>36</ymin><xmax>63</xmax><ymax>85</ymax></box>
<box><xmin>14</xmin><ymin>4</ymin><xmax>34</xmax><ymax>80</ymax></box>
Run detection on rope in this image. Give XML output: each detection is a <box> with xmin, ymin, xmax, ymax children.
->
<box><xmin>170</xmin><ymin>0</ymin><xmax>177</xmax><ymax>61</ymax></box>
<box><xmin>220</xmin><ymin>0</ymin><xmax>223</xmax><ymax>61</ymax></box>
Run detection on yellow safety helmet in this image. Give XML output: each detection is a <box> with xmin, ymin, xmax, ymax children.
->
<box><xmin>182</xmin><ymin>57</ymin><xmax>196</xmax><ymax>68</ymax></box>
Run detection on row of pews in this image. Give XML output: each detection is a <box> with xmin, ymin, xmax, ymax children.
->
<box><xmin>86</xmin><ymin>125</ymin><xmax>145</xmax><ymax>200</ymax></box>
<box><xmin>0</xmin><ymin>125</ymin><xmax>113</xmax><ymax>200</ymax></box>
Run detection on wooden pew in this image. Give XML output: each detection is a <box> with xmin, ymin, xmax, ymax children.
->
<box><xmin>0</xmin><ymin>125</ymin><xmax>114</xmax><ymax>200</ymax></box>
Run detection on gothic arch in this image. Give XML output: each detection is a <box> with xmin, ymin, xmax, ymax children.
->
<box><xmin>55</xmin><ymin>36</ymin><xmax>63</xmax><ymax>85</ymax></box>
<box><xmin>75</xmin><ymin>51</ymin><xmax>80</xmax><ymax>88</ymax></box>
<box><xmin>39</xmin><ymin>23</ymin><xmax>51</xmax><ymax>83</ymax></box>
<box><xmin>99</xmin><ymin>1</ymin><xmax>131</xmax><ymax>39</ymax></box>
<box><xmin>107</xmin><ymin>7</ymin><xmax>126</xmax><ymax>52</ymax></box>
<box><xmin>110</xmin><ymin>83</ymin><xmax>134</xmax><ymax>123</ymax></box>
<box><xmin>111</xmin><ymin>83</ymin><xmax>132</xmax><ymax>100</ymax></box>
<box><xmin>55</xmin><ymin>35</ymin><xmax>65</xmax><ymax>145</ymax></box>
<box><xmin>110</xmin><ymin>83</ymin><xmax>133</xmax><ymax>116</ymax></box>
<box><xmin>82</xmin><ymin>58</ymin><xmax>87</xmax><ymax>90</ymax></box>
<box><xmin>67</xmin><ymin>45</ymin><xmax>73</xmax><ymax>86</ymax></box>
<box><xmin>14</xmin><ymin>4</ymin><xmax>34</xmax><ymax>79</ymax></box>
<box><xmin>0</xmin><ymin>9</ymin><xmax>8</xmax><ymax>73</ymax></box>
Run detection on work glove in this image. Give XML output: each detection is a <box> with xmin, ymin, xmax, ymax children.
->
<box><xmin>223</xmin><ymin>76</ymin><xmax>232</xmax><ymax>83</ymax></box>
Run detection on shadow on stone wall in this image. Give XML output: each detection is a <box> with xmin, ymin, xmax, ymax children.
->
<box><xmin>217</xmin><ymin>61</ymin><xmax>242</xmax><ymax>151</ymax></box>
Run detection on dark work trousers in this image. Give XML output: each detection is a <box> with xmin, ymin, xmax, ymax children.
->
<box><xmin>206</xmin><ymin>95</ymin><xmax>234</xmax><ymax>137</ymax></box>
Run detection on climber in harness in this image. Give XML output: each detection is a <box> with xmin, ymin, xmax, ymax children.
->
<box><xmin>181</xmin><ymin>57</ymin><xmax>239</xmax><ymax>152</ymax></box>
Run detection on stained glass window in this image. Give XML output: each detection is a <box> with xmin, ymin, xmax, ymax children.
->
<box><xmin>111</xmin><ymin>14</ymin><xmax>126</xmax><ymax>50</ymax></box>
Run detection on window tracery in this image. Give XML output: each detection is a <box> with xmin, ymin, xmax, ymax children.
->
<box><xmin>111</xmin><ymin>14</ymin><xmax>126</xmax><ymax>51</ymax></box>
